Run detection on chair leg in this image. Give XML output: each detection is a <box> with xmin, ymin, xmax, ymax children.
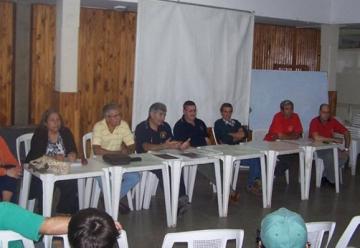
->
<box><xmin>232</xmin><ymin>162</ymin><xmax>240</xmax><ymax>191</ymax></box>
<box><xmin>127</xmin><ymin>191</ymin><xmax>134</xmax><ymax>211</ymax></box>
<box><xmin>285</xmin><ymin>170</ymin><xmax>289</xmax><ymax>184</ymax></box>
<box><xmin>339</xmin><ymin>167</ymin><xmax>343</xmax><ymax>184</ymax></box>
<box><xmin>188</xmin><ymin>165</ymin><xmax>198</xmax><ymax>203</ymax></box>
<box><xmin>143</xmin><ymin>173</ymin><xmax>157</xmax><ymax>210</ymax></box>
<box><xmin>90</xmin><ymin>181</ymin><xmax>101</xmax><ymax>208</ymax></box>
<box><xmin>27</xmin><ymin>199</ymin><xmax>36</xmax><ymax>211</ymax></box>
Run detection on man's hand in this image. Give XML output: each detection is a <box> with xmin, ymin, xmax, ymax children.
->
<box><xmin>54</xmin><ymin>154</ymin><xmax>65</xmax><ymax>161</ymax></box>
<box><xmin>6</xmin><ymin>166</ymin><xmax>22</xmax><ymax>178</ymax></box>
<box><xmin>179</xmin><ymin>138</ymin><xmax>191</xmax><ymax>150</ymax></box>
<box><xmin>164</xmin><ymin>138</ymin><xmax>181</xmax><ymax>149</ymax></box>
<box><xmin>339</xmin><ymin>149</ymin><xmax>349</xmax><ymax>160</ymax></box>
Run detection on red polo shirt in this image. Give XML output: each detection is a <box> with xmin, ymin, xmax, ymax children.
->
<box><xmin>309</xmin><ymin>117</ymin><xmax>348</xmax><ymax>138</ymax></box>
<box><xmin>264</xmin><ymin>112</ymin><xmax>303</xmax><ymax>141</ymax></box>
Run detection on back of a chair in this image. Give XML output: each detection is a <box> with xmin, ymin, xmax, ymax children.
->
<box><xmin>82</xmin><ymin>132</ymin><xmax>93</xmax><ymax>159</ymax></box>
<box><xmin>161</xmin><ymin>229</ymin><xmax>244</xmax><ymax>248</ymax></box>
<box><xmin>0</xmin><ymin>230</ymin><xmax>35</xmax><ymax>248</ymax></box>
<box><xmin>15</xmin><ymin>133</ymin><xmax>34</xmax><ymax>165</ymax></box>
<box><xmin>118</xmin><ymin>230</ymin><xmax>129</xmax><ymax>248</ymax></box>
<box><xmin>336</xmin><ymin>216</ymin><xmax>360</xmax><ymax>248</ymax></box>
<box><xmin>207</xmin><ymin>127</ymin><xmax>218</xmax><ymax>145</ymax></box>
<box><xmin>306</xmin><ymin>221</ymin><xmax>336</xmax><ymax>248</ymax></box>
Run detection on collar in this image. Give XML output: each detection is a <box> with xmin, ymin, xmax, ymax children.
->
<box><xmin>222</xmin><ymin>118</ymin><xmax>236</xmax><ymax>127</ymax></box>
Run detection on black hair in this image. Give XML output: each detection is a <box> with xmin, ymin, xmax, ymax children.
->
<box><xmin>68</xmin><ymin>208</ymin><xmax>119</xmax><ymax>248</ymax></box>
<box><xmin>319</xmin><ymin>103</ymin><xmax>329</xmax><ymax>111</ymax></box>
<box><xmin>220</xmin><ymin>103</ymin><xmax>233</xmax><ymax>112</ymax></box>
<box><xmin>280</xmin><ymin>100</ymin><xmax>294</xmax><ymax>110</ymax></box>
<box><xmin>183</xmin><ymin>100</ymin><xmax>196</xmax><ymax>109</ymax></box>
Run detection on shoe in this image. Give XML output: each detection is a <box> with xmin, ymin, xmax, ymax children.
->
<box><xmin>119</xmin><ymin>202</ymin><xmax>130</xmax><ymax>215</ymax></box>
<box><xmin>321</xmin><ymin>177</ymin><xmax>335</xmax><ymax>188</ymax></box>
<box><xmin>246</xmin><ymin>181</ymin><xmax>262</xmax><ymax>196</ymax></box>
<box><xmin>229</xmin><ymin>191</ymin><xmax>240</xmax><ymax>203</ymax></box>
<box><xmin>177</xmin><ymin>195</ymin><xmax>189</xmax><ymax>217</ymax></box>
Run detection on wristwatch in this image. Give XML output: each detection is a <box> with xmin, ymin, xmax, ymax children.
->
<box><xmin>344</xmin><ymin>148</ymin><xmax>349</xmax><ymax>152</ymax></box>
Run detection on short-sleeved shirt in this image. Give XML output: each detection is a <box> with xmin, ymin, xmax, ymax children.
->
<box><xmin>92</xmin><ymin>119</ymin><xmax>134</xmax><ymax>151</ymax></box>
<box><xmin>214</xmin><ymin>118</ymin><xmax>247</xmax><ymax>145</ymax></box>
<box><xmin>264</xmin><ymin>112</ymin><xmax>303</xmax><ymax>141</ymax></box>
<box><xmin>0</xmin><ymin>136</ymin><xmax>19</xmax><ymax>176</ymax></box>
<box><xmin>0</xmin><ymin>202</ymin><xmax>45</xmax><ymax>244</ymax></box>
<box><xmin>309</xmin><ymin>117</ymin><xmax>348</xmax><ymax>138</ymax></box>
<box><xmin>173</xmin><ymin>116</ymin><xmax>208</xmax><ymax>147</ymax></box>
<box><xmin>134</xmin><ymin>120</ymin><xmax>173</xmax><ymax>153</ymax></box>
<box><xmin>46</xmin><ymin>135</ymin><xmax>65</xmax><ymax>156</ymax></box>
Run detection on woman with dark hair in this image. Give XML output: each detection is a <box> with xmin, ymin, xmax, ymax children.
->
<box><xmin>25</xmin><ymin>108</ymin><xmax>78</xmax><ymax>214</ymax></box>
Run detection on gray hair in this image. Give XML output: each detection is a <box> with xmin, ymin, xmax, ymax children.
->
<box><xmin>149</xmin><ymin>102</ymin><xmax>167</xmax><ymax>115</ymax></box>
<box><xmin>102</xmin><ymin>103</ymin><xmax>120</xmax><ymax>117</ymax></box>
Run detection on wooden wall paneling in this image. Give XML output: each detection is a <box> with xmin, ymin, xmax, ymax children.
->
<box><xmin>295</xmin><ymin>28</ymin><xmax>321</xmax><ymax>71</ymax></box>
<box><xmin>328</xmin><ymin>91</ymin><xmax>337</xmax><ymax>116</ymax></box>
<box><xmin>0</xmin><ymin>2</ymin><xmax>14</xmax><ymax>126</ymax></box>
<box><xmin>78</xmin><ymin>9</ymin><xmax>136</xmax><ymax>141</ymax></box>
<box><xmin>30</xmin><ymin>4</ymin><xmax>56</xmax><ymax>124</ymax></box>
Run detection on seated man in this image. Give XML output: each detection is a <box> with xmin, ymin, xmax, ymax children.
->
<box><xmin>264</xmin><ymin>100</ymin><xmax>303</xmax><ymax>176</ymax></box>
<box><xmin>309</xmin><ymin>103</ymin><xmax>351</xmax><ymax>186</ymax></box>
<box><xmin>214</xmin><ymin>103</ymin><xmax>261</xmax><ymax>196</ymax></box>
<box><xmin>0</xmin><ymin>136</ymin><xmax>22</xmax><ymax>202</ymax></box>
<box><xmin>258</xmin><ymin>207</ymin><xmax>309</xmax><ymax>248</ymax></box>
<box><xmin>92</xmin><ymin>103</ymin><xmax>140</xmax><ymax>214</ymax></box>
<box><xmin>135</xmin><ymin>102</ymin><xmax>190</xmax><ymax>215</ymax></box>
<box><xmin>0</xmin><ymin>202</ymin><xmax>120</xmax><ymax>248</ymax></box>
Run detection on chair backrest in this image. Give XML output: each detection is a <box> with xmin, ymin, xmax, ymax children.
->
<box><xmin>335</xmin><ymin>216</ymin><xmax>360</xmax><ymax>248</ymax></box>
<box><xmin>161</xmin><ymin>229</ymin><xmax>244</xmax><ymax>248</ymax></box>
<box><xmin>0</xmin><ymin>230</ymin><xmax>35</xmax><ymax>248</ymax></box>
<box><xmin>306</xmin><ymin>221</ymin><xmax>336</xmax><ymax>248</ymax></box>
<box><xmin>16</xmin><ymin>133</ymin><xmax>34</xmax><ymax>165</ymax></box>
<box><xmin>207</xmin><ymin>127</ymin><xmax>218</xmax><ymax>145</ymax></box>
<box><xmin>82</xmin><ymin>132</ymin><xmax>93</xmax><ymax>159</ymax></box>
<box><xmin>58</xmin><ymin>230</ymin><xmax>128</xmax><ymax>248</ymax></box>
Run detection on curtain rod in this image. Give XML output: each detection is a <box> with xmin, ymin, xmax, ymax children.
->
<box><xmin>157</xmin><ymin>0</ymin><xmax>254</xmax><ymax>14</ymax></box>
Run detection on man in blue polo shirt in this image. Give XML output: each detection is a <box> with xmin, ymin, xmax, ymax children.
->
<box><xmin>214</xmin><ymin>103</ymin><xmax>262</xmax><ymax>196</ymax></box>
<box><xmin>135</xmin><ymin>102</ymin><xmax>190</xmax><ymax>215</ymax></box>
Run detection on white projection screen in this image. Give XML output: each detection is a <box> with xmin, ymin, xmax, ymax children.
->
<box><xmin>132</xmin><ymin>0</ymin><xmax>254</xmax><ymax>129</ymax></box>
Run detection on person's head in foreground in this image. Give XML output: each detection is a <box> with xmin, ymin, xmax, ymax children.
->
<box><xmin>280</xmin><ymin>100</ymin><xmax>294</xmax><ymax>118</ymax></box>
<box><xmin>318</xmin><ymin>103</ymin><xmax>331</xmax><ymax>122</ymax></box>
<box><xmin>259</xmin><ymin>208</ymin><xmax>309</xmax><ymax>248</ymax></box>
<box><xmin>68</xmin><ymin>208</ymin><xmax>119</xmax><ymax>248</ymax></box>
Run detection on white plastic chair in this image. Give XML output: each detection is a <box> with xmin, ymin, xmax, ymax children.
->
<box><xmin>16</xmin><ymin>133</ymin><xmax>36</xmax><ymax>211</ymax></box>
<box><xmin>161</xmin><ymin>229</ymin><xmax>244</xmax><ymax>248</ymax></box>
<box><xmin>335</xmin><ymin>216</ymin><xmax>360</xmax><ymax>248</ymax></box>
<box><xmin>48</xmin><ymin>234</ymin><xmax>70</xmax><ymax>248</ymax></box>
<box><xmin>0</xmin><ymin>230</ymin><xmax>35</xmax><ymax>248</ymax></box>
<box><xmin>60</xmin><ymin>230</ymin><xmax>128</xmax><ymax>248</ymax></box>
<box><xmin>306</xmin><ymin>221</ymin><xmax>336</xmax><ymax>248</ymax></box>
<box><xmin>82</xmin><ymin>132</ymin><xmax>134</xmax><ymax>211</ymax></box>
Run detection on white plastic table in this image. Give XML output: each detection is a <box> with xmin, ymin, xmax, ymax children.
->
<box><xmin>284</xmin><ymin>139</ymin><xmax>341</xmax><ymax>198</ymax></box>
<box><xmin>160</xmin><ymin>149</ymin><xmax>223</xmax><ymax>227</ymax></box>
<box><xmin>198</xmin><ymin>144</ymin><xmax>267</xmax><ymax>213</ymax></box>
<box><xmin>19</xmin><ymin>159</ymin><xmax>109</xmax><ymax>248</ymax></box>
<box><xmin>99</xmin><ymin>153</ymin><xmax>173</xmax><ymax>227</ymax></box>
<box><xmin>247</xmin><ymin>140</ymin><xmax>305</xmax><ymax>207</ymax></box>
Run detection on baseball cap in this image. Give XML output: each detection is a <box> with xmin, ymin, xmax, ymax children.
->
<box><xmin>261</xmin><ymin>208</ymin><xmax>307</xmax><ymax>248</ymax></box>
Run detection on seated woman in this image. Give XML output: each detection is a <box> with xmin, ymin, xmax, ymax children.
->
<box><xmin>25</xmin><ymin>108</ymin><xmax>78</xmax><ymax>214</ymax></box>
<box><xmin>0</xmin><ymin>136</ymin><xmax>22</xmax><ymax>202</ymax></box>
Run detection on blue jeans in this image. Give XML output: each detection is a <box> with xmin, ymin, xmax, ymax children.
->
<box><xmin>239</xmin><ymin>158</ymin><xmax>261</xmax><ymax>187</ymax></box>
<box><xmin>96</xmin><ymin>172</ymin><xmax>140</xmax><ymax>199</ymax></box>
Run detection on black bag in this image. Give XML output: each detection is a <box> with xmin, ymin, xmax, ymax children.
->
<box><xmin>102</xmin><ymin>154</ymin><xmax>141</xmax><ymax>165</ymax></box>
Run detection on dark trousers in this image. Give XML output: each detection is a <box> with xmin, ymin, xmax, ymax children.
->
<box><xmin>275</xmin><ymin>154</ymin><xmax>299</xmax><ymax>176</ymax></box>
<box><xmin>151</xmin><ymin>169</ymin><xmax>186</xmax><ymax>197</ymax></box>
<box><xmin>30</xmin><ymin>176</ymin><xmax>78</xmax><ymax>214</ymax></box>
<box><xmin>0</xmin><ymin>175</ymin><xmax>18</xmax><ymax>202</ymax></box>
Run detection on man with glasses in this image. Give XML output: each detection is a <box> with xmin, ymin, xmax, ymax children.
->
<box><xmin>92</xmin><ymin>103</ymin><xmax>140</xmax><ymax>214</ymax></box>
<box><xmin>309</xmin><ymin>103</ymin><xmax>351</xmax><ymax>186</ymax></box>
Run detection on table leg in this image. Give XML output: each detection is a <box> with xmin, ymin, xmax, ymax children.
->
<box><xmin>110</xmin><ymin>167</ymin><xmax>124</xmax><ymax>220</ymax></box>
<box><xmin>19</xmin><ymin>169</ymin><xmax>32</xmax><ymax>209</ymax></box>
<box><xmin>222</xmin><ymin>155</ymin><xmax>232</xmax><ymax>216</ymax></box>
<box><xmin>139</xmin><ymin>171</ymin><xmax>149</xmax><ymax>210</ymax></box>
<box><xmin>260</xmin><ymin>155</ymin><xmax>267</xmax><ymax>208</ymax></box>
<box><xmin>83</xmin><ymin>178</ymin><xmax>93</xmax><ymax>208</ymax></box>
<box><xmin>333</xmin><ymin>148</ymin><xmax>340</xmax><ymax>193</ymax></box>
<box><xmin>213</xmin><ymin>160</ymin><xmax>223</xmax><ymax>217</ymax></box>
<box><xmin>77</xmin><ymin>178</ymin><xmax>85</xmax><ymax>209</ymax></box>
<box><xmin>41</xmin><ymin>175</ymin><xmax>55</xmax><ymax>248</ymax></box>
<box><xmin>266</xmin><ymin>151</ymin><xmax>278</xmax><ymax>208</ymax></box>
<box><xmin>350</xmin><ymin>140</ymin><xmax>358</xmax><ymax>176</ymax></box>
<box><xmin>299</xmin><ymin>150</ymin><xmax>305</xmax><ymax>200</ymax></box>
<box><xmin>101</xmin><ymin>169</ymin><xmax>112</xmax><ymax>216</ymax></box>
<box><xmin>162</xmin><ymin>165</ymin><xmax>173</xmax><ymax>227</ymax></box>
<box><xmin>170</xmin><ymin>160</ymin><xmax>182</xmax><ymax>227</ymax></box>
<box><xmin>187</xmin><ymin>165</ymin><xmax>198</xmax><ymax>203</ymax></box>
<box><xmin>304</xmin><ymin>146</ymin><xmax>315</xmax><ymax>200</ymax></box>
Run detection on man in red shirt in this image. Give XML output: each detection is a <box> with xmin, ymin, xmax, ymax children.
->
<box><xmin>264</xmin><ymin>100</ymin><xmax>303</xmax><ymax>141</ymax></box>
<box><xmin>264</xmin><ymin>100</ymin><xmax>303</xmax><ymax>177</ymax></box>
<box><xmin>309</xmin><ymin>103</ymin><xmax>351</xmax><ymax>185</ymax></box>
